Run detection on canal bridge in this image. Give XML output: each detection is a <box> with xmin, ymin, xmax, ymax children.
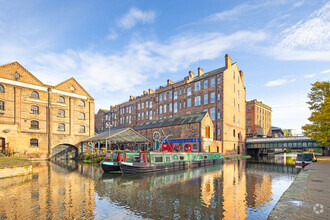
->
<box><xmin>246</xmin><ymin>136</ymin><xmax>328</xmax><ymax>155</ymax></box>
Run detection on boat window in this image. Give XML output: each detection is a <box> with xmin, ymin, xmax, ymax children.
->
<box><xmin>190</xmin><ymin>155</ymin><xmax>194</xmax><ymax>160</ymax></box>
<box><xmin>140</xmin><ymin>154</ymin><xmax>144</xmax><ymax>163</ymax></box>
<box><xmin>134</xmin><ymin>156</ymin><xmax>139</xmax><ymax>161</ymax></box>
<box><xmin>179</xmin><ymin>155</ymin><xmax>185</xmax><ymax>160</ymax></box>
<box><xmin>154</xmin><ymin>156</ymin><xmax>163</xmax><ymax>163</ymax></box>
<box><xmin>165</xmin><ymin>155</ymin><xmax>172</xmax><ymax>162</ymax></box>
<box><xmin>204</xmin><ymin>155</ymin><xmax>208</xmax><ymax>159</ymax></box>
<box><xmin>173</xmin><ymin>155</ymin><xmax>178</xmax><ymax>161</ymax></box>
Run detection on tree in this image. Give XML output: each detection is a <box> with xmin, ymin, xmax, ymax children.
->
<box><xmin>302</xmin><ymin>81</ymin><xmax>330</xmax><ymax>147</ymax></box>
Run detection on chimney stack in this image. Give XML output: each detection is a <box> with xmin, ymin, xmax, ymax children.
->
<box><xmin>225</xmin><ymin>54</ymin><xmax>232</xmax><ymax>69</ymax></box>
<box><xmin>239</xmin><ymin>70</ymin><xmax>243</xmax><ymax>81</ymax></box>
<box><xmin>198</xmin><ymin>67</ymin><xmax>203</xmax><ymax>77</ymax></box>
<box><xmin>143</xmin><ymin>91</ymin><xmax>148</xmax><ymax>95</ymax></box>
<box><xmin>167</xmin><ymin>79</ymin><xmax>173</xmax><ymax>85</ymax></box>
<box><xmin>148</xmin><ymin>89</ymin><xmax>154</xmax><ymax>94</ymax></box>
<box><xmin>189</xmin><ymin>71</ymin><xmax>195</xmax><ymax>79</ymax></box>
<box><xmin>129</xmin><ymin>96</ymin><xmax>135</xmax><ymax>100</ymax></box>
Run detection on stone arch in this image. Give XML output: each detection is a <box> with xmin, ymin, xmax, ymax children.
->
<box><xmin>51</xmin><ymin>144</ymin><xmax>78</xmax><ymax>160</ymax></box>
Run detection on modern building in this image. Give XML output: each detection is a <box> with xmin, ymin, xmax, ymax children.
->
<box><xmin>246</xmin><ymin>99</ymin><xmax>272</xmax><ymax>137</ymax></box>
<box><xmin>95</xmin><ymin>109</ymin><xmax>108</xmax><ymax>133</ymax></box>
<box><xmin>271</xmin><ymin>126</ymin><xmax>284</xmax><ymax>137</ymax></box>
<box><xmin>97</xmin><ymin>54</ymin><xmax>246</xmax><ymax>154</ymax></box>
<box><xmin>0</xmin><ymin>62</ymin><xmax>95</xmax><ymax>158</ymax></box>
<box><xmin>135</xmin><ymin>112</ymin><xmax>222</xmax><ymax>153</ymax></box>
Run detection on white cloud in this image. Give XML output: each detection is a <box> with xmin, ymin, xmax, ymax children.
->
<box><xmin>271</xmin><ymin>2</ymin><xmax>330</xmax><ymax>60</ymax></box>
<box><xmin>304</xmin><ymin>73</ymin><xmax>316</xmax><ymax>78</ymax></box>
<box><xmin>118</xmin><ymin>8</ymin><xmax>156</xmax><ymax>30</ymax></box>
<box><xmin>320</xmin><ymin>69</ymin><xmax>330</xmax><ymax>74</ymax></box>
<box><xmin>107</xmin><ymin>29</ymin><xmax>118</xmax><ymax>40</ymax></box>
<box><xmin>265</xmin><ymin>77</ymin><xmax>296</xmax><ymax>86</ymax></box>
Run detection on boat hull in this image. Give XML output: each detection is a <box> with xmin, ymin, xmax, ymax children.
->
<box><xmin>120</xmin><ymin>159</ymin><xmax>223</xmax><ymax>174</ymax></box>
<box><xmin>101</xmin><ymin>161</ymin><xmax>121</xmax><ymax>173</ymax></box>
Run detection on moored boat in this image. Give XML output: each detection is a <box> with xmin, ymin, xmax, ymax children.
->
<box><xmin>295</xmin><ymin>152</ymin><xmax>317</xmax><ymax>167</ymax></box>
<box><xmin>120</xmin><ymin>151</ymin><xmax>224</xmax><ymax>174</ymax></box>
<box><xmin>101</xmin><ymin>152</ymin><xmax>139</xmax><ymax>173</ymax></box>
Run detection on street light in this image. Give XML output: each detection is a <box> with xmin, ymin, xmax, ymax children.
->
<box><xmin>107</xmin><ymin>122</ymin><xmax>111</xmax><ymax>154</ymax></box>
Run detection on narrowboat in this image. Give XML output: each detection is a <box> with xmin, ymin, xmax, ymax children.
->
<box><xmin>295</xmin><ymin>152</ymin><xmax>317</xmax><ymax>167</ymax></box>
<box><xmin>101</xmin><ymin>152</ymin><xmax>139</xmax><ymax>173</ymax></box>
<box><xmin>120</xmin><ymin>151</ymin><xmax>224</xmax><ymax>174</ymax></box>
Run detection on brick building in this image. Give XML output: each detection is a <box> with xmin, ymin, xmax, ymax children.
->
<box><xmin>135</xmin><ymin>112</ymin><xmax>222</xmax><ymax>153</ymax></box>
<box><xmin>246</xmin><ymin>99</ymin><xmax>272</xmax><ymax>137</ymax></box>
<box><xmin>97</xmin><ymin>54</ymin><xmax>246</xmax><ymax>154</ymax></box>
<box><xmin>0</xmin><ymin>62</ymin><xmax>95</xmax><ymax>158</ymax></box>
<box><xmin>95</xmin><ymin>109</ymin><xmax>108</xmax><ymax>133</ymax></box>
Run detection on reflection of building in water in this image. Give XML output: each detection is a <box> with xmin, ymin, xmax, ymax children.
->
<box><xmin>222</xmin><ymin>160</ymin><xmax>248</xmax><ymax>220</ymax></box>
<box><xmin>0</xmin><ymin>162</ymin><xmax>95</xmax><ymax>219</ymax></box>
<box><xmin>200</xmin><ymin>169</ymin><xmax>223</xmax><ymax>207</ymax></box>
<box><xmin>246</xmin><ymin>174</ymin><xmax>272</xmax><ymax>209</ymax></box>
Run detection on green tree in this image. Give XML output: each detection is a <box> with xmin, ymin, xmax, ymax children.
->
<box><xmin>302</xmin><ymin>81</ymin><xmax>330</xmax><ymax>147</ymax></box>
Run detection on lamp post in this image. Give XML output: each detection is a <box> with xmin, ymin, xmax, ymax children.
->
<box><xmin>107</xmin><ymin>122</ymin><xmax>111</xmax><ymax>153</ymax></box>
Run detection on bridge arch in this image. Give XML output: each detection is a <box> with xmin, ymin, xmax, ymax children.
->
<box><xmin>51</xmin><ymin>144</ymin><xmax>78</xmax><ymax>160</ymax></box>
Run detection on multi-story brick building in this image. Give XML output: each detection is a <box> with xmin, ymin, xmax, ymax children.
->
<box><xmin>0</xmin><ymin>62</ymin><xmax>95</xmax><ymax>158</ymax></box>
<box><xmin>95</xmin><ymin>109</ymin><xmax>108</xmax><ymax>133</ymax></box>
<box><xmin>246</xmin><ymin>99</ymin><xmax>272</xmax><ymax>137</ymax></box>
<box><xmin>98</xmin><ymin>54</ymin><xmax>246</xmax><ymax>154</ymax></box>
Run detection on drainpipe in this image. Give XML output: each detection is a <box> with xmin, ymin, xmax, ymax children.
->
<box><xmin>47</xmin><ymin>88</ymin><xmax>51</xmax><ymax>158</ymax></box>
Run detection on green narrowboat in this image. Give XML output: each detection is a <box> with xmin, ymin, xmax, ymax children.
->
<box><xmin>101</xmin><ymin>152</ymin><xmax>139</xmax><ymax>173</ymax></box>
<box><xmin>120</xmin><ymin>151</ymin><xmax>224</xmax><ymax>174</ymax></box>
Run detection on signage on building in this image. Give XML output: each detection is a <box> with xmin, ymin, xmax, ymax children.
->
<box><xmin>162</xmin><ymin>138</ymin><xmax>199</xmax><ymax>144</ymax></box>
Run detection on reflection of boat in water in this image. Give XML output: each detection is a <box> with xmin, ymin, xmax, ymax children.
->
<box><xmin>101</xmin><ymin>152</ymin><xmax>139</xmax><ymax>173</ymax></box>
<box><xmin>120</xmin><ymin>151</ymin><xmax>224</xmax><ymax>174</ymax></box>
<box><xmin>295</xmin><ymin>152</ymin><xmax>317</xmax><ymax>167</ymax></box>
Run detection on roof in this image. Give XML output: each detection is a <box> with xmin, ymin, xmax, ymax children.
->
<box><xmin>135</xmin><ymin>112</ymin><xmax>207</xmax><ymax>130</ymax></box>
<box><xmin>191</xmin><ymin>66</ymin><xmax>226</xmax><ymax>82</ymax></box>
<box><xmin>82</xmin><ymin>127</ymin><xmax>149</xmax><ymax>143</ymax></box>
<box><xmin>272</xmin><ymin>126</ymin><xmax>283</xmax><ymax>131</ymax></box>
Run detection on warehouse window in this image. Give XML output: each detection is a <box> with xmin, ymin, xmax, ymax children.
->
<box><xmin>31</xmin><ymin>120</ymin><xmax>39</xmax><ymax>129</ymax></box>
<box><xmin>31</xmin><ymin>91</ymin><xmax>39</xmax><ymax>99</ymax></box>
<box><xmin>79</xmin><ymin>112</ymin><xmax>85</xmax><ymax>120</ymax></box>
<box><xmin>0</xmin><ymin>84</ymin><xmax>4</xmax><ymax>93</ymax></box>
<box><xmin>0</xmin><ymin>101</ymin><xmax>4</xmax><ymax>110</ymax></box>
<box><xmin>79</xmin><ymin>125</ymin><xmax>85</xmax><ymax>133</ymax></box>
<box><xmin>31</xmin><ymin>105</ymin><xmax>39</xmax><ymax>114</ymax></box>
<box><xmin>30</xmin><ymin>139</ymin><xmax>38</xmax><ymax>147</ymax></box>
<box><xmin>58</xmin><ymin>109</ymin><xmax>65</xmax><ymax>117</ymax></box>
<box><xmin>58</xmin><ymin>123</ymin><xmax>65</xmax><ymax>131</ymax></box>
<box><xmin>58</xmin><ymin>96</ymin><xmax>65</xmax><ymax>103</ymax></box>
<box><xmin>79</xmin><ymin>100</ymin><xmax>85</xmax><ymax>107</ymax></box>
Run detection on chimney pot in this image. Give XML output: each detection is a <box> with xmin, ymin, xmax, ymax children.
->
<box><xmin>198</xmin><ymin>67</ymin><xmax>203</xmax><ymax>77</ymax></box>
<box><xmin>167</xmin><ymin>79</ymin><xmax>173</xmax><ymax>85</ymax></box>
<box><xmin>225</xmin><ymin>54</ymin><xmax>232</xmax><ymax>69</ymax></box>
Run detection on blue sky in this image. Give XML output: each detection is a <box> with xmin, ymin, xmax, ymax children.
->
<box><xmin>1</xmin><ymin>0</ymin><xmax>329</xmax><ymax>133</ymax></box>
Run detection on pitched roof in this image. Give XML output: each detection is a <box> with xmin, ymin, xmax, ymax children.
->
<box><xmin>55</xmin><ymin>77</ymin><xmax>93</xmax><ymax>100</ymax></box>
<box><xmin>135</xmin><ymin>112</ymin><xmax>207</xmax><ymax>130</ymax></box>
<box><xmin>83</xmin><ymin>127</ymin><xmax>149</xmax><ymax>143</ymax></box>
<box><xmin>191</xmin><ymin>66</ymin><xmax>226</xmax><ymax>82</ymax></box>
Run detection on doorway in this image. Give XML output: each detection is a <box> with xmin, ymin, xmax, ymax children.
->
<box><xmin>0</xmin><ymin>138</ymin><xmax>5</xmax><ymax>154</ymax></box>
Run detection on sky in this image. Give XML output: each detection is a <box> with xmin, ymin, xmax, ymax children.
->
<box><xmin>0</xmin><ymin>0</ymin><xmax>329</xmax><ymax>133</ymax></box>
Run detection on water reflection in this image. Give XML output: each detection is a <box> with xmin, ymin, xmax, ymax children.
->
<box><xmin>0</xmin><ymin>156</ymin><xmax>297</xmax><ymax>220</ymax></box>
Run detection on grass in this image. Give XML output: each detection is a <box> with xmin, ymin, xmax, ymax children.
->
<box><xmin>0</xmin><ymin>157</ymin><xmax>32</xmax><ymax>169</ymax></box>
<box><xmin>225</xmin><ymin>155</ymin><xmax>252</xmax><ymax>160</ymax></box>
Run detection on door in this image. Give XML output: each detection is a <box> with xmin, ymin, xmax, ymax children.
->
<box><xmin>0</xmin><ymin>138</ymin><xmax>5</xmax><ymax>153</ymax></box>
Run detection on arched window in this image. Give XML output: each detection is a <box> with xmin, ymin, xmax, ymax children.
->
<box><xmin>58</xmin><ymin>96</ymin><xmax>65</xmax><ymax>103</ymax></box>
<box><xmin>31</xmin><ymin>120</ymin><xmax>39</xmax><ymax>129</ymax></box>
<box><xmin>79</xmin><ymin>100</ymin><xmax>85</xmax><ymax>107</ymax></box>
<box><xmin>30</xmin><ymin>139</ymin><xmax>38</xmax><ymax>147</ymax></box>
<box><xmin>58</xmin><ymin>123</ymin><xmax>65</xmax><ymax>131</ymax></box>
<box><xmin>205</xmin><ymin>126</ymin><xmax>210</xmax><ymax>138</ymax></box>
<box><xmin>58</xmin><ymin>109</ymin><xmax>65</xmax><ymax>117</ymax></box>
<box><xmin>79</xmin><ymin>125</ymin><xmax>85</xmax><ymax>133</ymax></box>
<box><xmin>31</xmin><ymin>91</ymin><xmax>39</xmax><ymax>99</ymax></box>
<box><xmin>0</xmin><ymin>101</ymin><xmax>4</xmax><ymax>110</ymax></box>
<box><xmin>0</xmin><ymin>84</ymin><xmax>4</xmax><ymax>93</ymax></box>
<box><xmin>31</xmin><ymin>105</ymin><xmax>39</xmax><ymax>114</ymax></box>
<box><xmin>79</xmin><ymin>112</ymin><xmax>85</xmax><ymax>120</ymax></box>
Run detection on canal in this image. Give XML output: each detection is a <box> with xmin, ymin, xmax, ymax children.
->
<box><xmin>0</xmin><ymin>154</ymin><xmax>299</xmax><ymax>219</ymax></box>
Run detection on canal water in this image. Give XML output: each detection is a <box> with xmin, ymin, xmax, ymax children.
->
<box><xmin>0</xmin><ymin>154</ymin><xmax>299</xmax><ymax>219</ymax></box>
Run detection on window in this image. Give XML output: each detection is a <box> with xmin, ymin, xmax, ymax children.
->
<box><xmin>174</xmin><ymin>102</ymin><xmax>178</xmax><ymax>113</ymax></box>
<box><xmin>204</xmin><ymin>109</ymin><xmax>208</xmax><ymax>112</ymax></box>
<box><xmin>193</xmin><ymin>144</ymin><xmax>198</xmax><ymax>152</ymax></box>
<box><xmin>31</xmin><ymin>120</ymin><xmax>39</xmax><ymax>129</ymax></box>
<box><xmin>138</xmin><ymin>103</ymin><xmax>140</xmax><ymax>110</ymax></box>
<box><xmin>142</xmin><ymin>102</ymin><xmax>144</xmax><ymax>109</ymax></box>
<box><xmin>58</xmin><ymin>110</ymin><xmax>65</xmax><ymax>117</ymax></box>
<box><xmin>233</xmin><ymin>98</ymin><xmax>235</xmax><ymax>107</ymax></box>
<box><xmin>187</xmin><ymin>99</ymin><xmax>191</xmax><ymax>107</ymax></box>
<box><xmin>205</xmin><ymin>126</ymin><xmax>210</xmax><ymax>138</ymax></box>
<box><xmin>159</xmin><ymin>106</ymin><xmax>162</xmax><ymax>114</ymax></box>
<box><xmin>187</xmin><ymin>87</ymin><xmax>191</xmax><ymax>96</ymax></box>
<box><xmin>233</xmin><ymin>129</ymin><xmax>235</xmax><ymax>137</ymax></box>
<box><xmin>233</xmin><ymin>70</ymin><xmax>235</xmax><ymax>79</ymax></box>
<box><xmin>79</xmin><ymin>125</ymin><xmax>85</xmax><ymax>133</ymax></box>
<box><xmin>142</xmin><ymin>112</ymin><xmax>144</xmax><ymax>119</ymax></box>
<box><xmin>31</xmin><ymin>91</ymin><xmax>39</xmax><ymax>99</ymax></box>
<box><xmin>159</xmin><ymin>94</ymin><xmax>162</xmax><ymax>102</ymax></box>
<box><xmin>247</xmin><ymin>106</ymin><xmax>251</xmax><ymax>111</ymax></box>
<box><xmin>233</xmin><ymin>84</ymin><xmax>235</xmax><ymax>92</ymax></box>
<box><xmin>210</xmin><ymin>108</ymin><xmax>215</xmax><ymax>120</ymax></box>
<box><xmin>138</xmin><ymin>113</ymin><xmax>141</xmax><ymax>120</ymax></box>
<box><xmin>154</xmin><ymin>156</ymin><xmax>163</xmax><ymax>163</ymax></box>
<box><xmin>165</xmin><ymin>155</ymin><xmax>172</xmax><ymax>162</ymax></box>
<box><xmin>195</xmin><ymin>81</ymin><xmax>201</xmax><ymax>91</ymax></box>
<box><xmin>78</xmin><ymin>100</ymin><xmax>85</xmax><ymax>107</ymax></box>
<box><xmin>211</xmin><ymin>78</ymin><xmax>215</xmax><ymax>87</ymax></box>
<box><xmin>30</xmin><ymin>139</ymin><xmax>38</xmax><ymax>147</ymax></box>
<box><xmin>169</xmin><ymin>103</ymin><xmax>172</xmax><ymax>112</ymax></box>
<box><xmin>218</xmin><ymin>94</ymin><xmax>220</xmax><ymax>100</ymax></box>
<box><xmin>204</xmin><ymin>94</ymin><xmax>208</xmax><ymax>105</ymax></box>
<box><xmin>169</xmin><ymin>91</ymin><xmax>172</xmax><ymax>99</ymax></box>
<box><xmin>233</xmin><ymin>115</ymin><xmax>235</xmax><ymax>123</ymax></box>
<box><xmin>210</xmin><ymin>93</ymin><xmax>215</xmax><ymax>103</ymax></box>
<box><xmin>146</xmin><ymin>101</ymin><xmax>148</xmax><ymax>108</ymax></box>
<box><xmin>129</xmin><ymin>106</ymin><xmax>131</xmax><ymax>113</ymax></box>
<box><xmin>204</xmin><ymin>80</ymin><xmax>208</xmax><ymax>89</ymax></box>
<box><xmin>150</xmin><ymin>101</ymin><xmax>152</xmax><ymax>108</ymax></box>
<box><xmin>58</xmin><ymin>123</ymin><xmax>65</xmax><ymax>131</ymax></box>
<box><xmin>179</xmin><ymin>155</ymin><xmax>185</xmax><ymax>160</ymax></box>
<box><xmin>31</xmin><ymin>105</ymin><xmax>39</xmax><ymax>114</ymax></box>
<box><xmin>164</xmin><ymin>93</ymin><xmax>167</xmax><ymax>100</ymax></box>
<box><xmin>150</xmin><ymin>111</ymin><xmax>152</xmax><ymax>120</ymax></box>
<box><xmin>174</xmin><ymin>92</ymin><xmax>177</xmax><ymax>100</ymax></box>
<box><xmin>0</xmin><ymin>101</ymin><xmax>4</xmax><ymax>110</ymax></box>
<box><xmin>163</xmin><ymin>105</ymin><xmax>167</xmax><ymax>113</ymax></box>
<box><xmin>218</xmin><ymin>112</ymin><xmax>220</xmax><ymax>119</ymax></box>
<box><xmin>195</xmin><ymin>96</ymin><xmax>201</xmax><ymax>106</ymax></box>
<box><xmin>79</xmin><ymin>112</ymin><xmax>85</xmax><ymax>120</ymax></box>
<box><xmin>0</xmin><ymin>84</ymin><xmax>4</xmax><ymax>93</ymax></box>
<box><xmin>218</xmin><ymin>77</ymin><xmax>220</xmax><ymax>84</ymax></box>
<box><xmin>58</xmin><ymin>96</ymin><xmax>65</xmax><ymax>103</ymax></box>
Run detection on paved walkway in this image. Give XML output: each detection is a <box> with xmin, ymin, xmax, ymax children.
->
<box><xmin>268</xmin><ymin>162</ymin><xmax>330</xmax><ymax>219</ymax></box>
